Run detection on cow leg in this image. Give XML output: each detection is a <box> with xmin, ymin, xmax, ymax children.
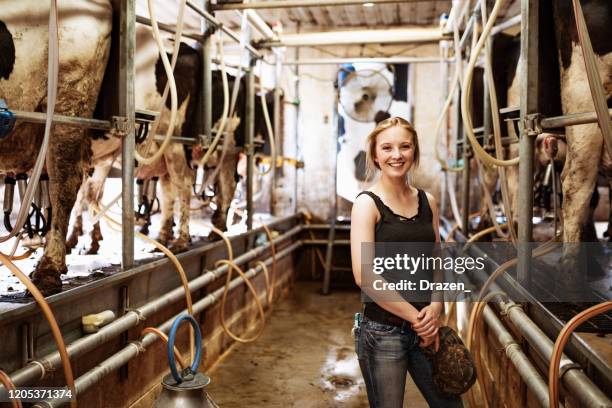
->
<box><xmin>82</xmin><ymin>155</ymin><xmax>115</xmax><ymax>254</ymax></box>
<box><xmin>211</xmin><ymin>150</ymin><xmax>239</xmax><ymax>235</ymax></box>
<box><xmin>164</xmin><ymin>145</ymin><xmax>193</xmax><ymax>253</ymax></box>
<box><xmin>560</xmin><ymin>123</ymin><xmax>602</xmax><ymax>291</ymax></box>
<box><xmin>67</xmin><ymin>174</ymin><xmax>87</xmax><ymax>252</ymax></box>
<box><xmin>31</xmin><ymin>127</ymin><xmax>88</xmax><ymax>295</ymax></box>
<box><xmin>157</xmin><ymin>174</ymin><xmax>175</xmax><ymax>247</ymax></box>
<box><xmin>66</xmin><ymin>214</ymin><xmax>84</xmax><ymax>253</ymax></box>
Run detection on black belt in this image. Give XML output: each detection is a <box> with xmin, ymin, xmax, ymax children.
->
<box><xmin>363</xmin><ymin>304</ymin><xmax>410</xmax><ymax>328</ymax></box>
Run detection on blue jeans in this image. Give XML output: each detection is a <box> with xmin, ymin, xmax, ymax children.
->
<box><xmin>355</xmin><ymin>317</ymin><xmax>464</xmax><ymax>408</ymax></box>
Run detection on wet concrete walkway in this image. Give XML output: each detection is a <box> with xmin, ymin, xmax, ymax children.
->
<box><xmin>206</xmin><ymin>281</ymin><xmax>430</xmax><ymax>407</ymax></box>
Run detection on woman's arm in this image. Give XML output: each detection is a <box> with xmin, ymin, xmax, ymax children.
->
<box><xmin>350</xmin><ymin>194</ymin><xmax>420</xmax><ymax>323</ymax></box>
<box><xmin>413</xmin><ymin>192</ymin><xmax>443</xmax><ymax>345</ymax></box>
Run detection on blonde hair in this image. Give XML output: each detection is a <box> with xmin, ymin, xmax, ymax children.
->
<box><xmin>365</xmin><ymin>116</ymin><xmax>420</xmax><ymax>181</ymax></box>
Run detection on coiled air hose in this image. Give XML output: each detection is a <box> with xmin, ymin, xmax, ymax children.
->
<box><xmin>206</xmin><ymin>221</ymin><xmax>277</xmax><ymax>343</ymax></box>
<box><xmin>0</xmin><ymin>253</ymin><xmax>76</xmax><ymax>408</ymax></box>
<box><xmin>548</xmin><ymin>301</ymin><xmax>612</xmax><ymax>408</ymax></box>
<box><xmin>1</xmin><ymin>0</ymin><xmax>58</xmax><ymax>244</ymax></box>
<box><xmin>0</xmin><ymin>369</ymin><xmax>22</xmax><ymax>408</ymax></box>
<box><xmin>135</xmin><ymin>0</ymin><xmax>186</xmax><ymax>165</ymax></box>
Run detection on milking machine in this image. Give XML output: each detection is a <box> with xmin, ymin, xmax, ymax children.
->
<box><xmin>3</xmin><ymin>173</ymin><xmax>52</xmax><ymax>242</ymax></box>
<box><xmin>152</xmin><ymin>314</ymin><xmax>217</xmax><ymax>408</ymax></box>
<box><xmin>135</xmin><ymin>177</ymin><xmax>159</xmax><ymax>235</ymax></box>
<box><xmin>0</xmin><ymin>99</ymin><xmax>16</xmax><ymax>139</ymax></box>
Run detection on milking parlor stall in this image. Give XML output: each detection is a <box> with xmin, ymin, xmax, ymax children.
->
<box><xmin>0</xmin><ymin>0</ymin><xmax>611</xmax><ymax>406</ymax></box>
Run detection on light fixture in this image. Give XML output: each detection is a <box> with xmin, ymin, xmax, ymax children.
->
<box><xmin>362</xmin><ymin>2</ymin><xmax>375</xmax><ymax>7</ymax></box>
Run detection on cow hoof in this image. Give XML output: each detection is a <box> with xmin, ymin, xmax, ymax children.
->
<box><xmin>206</xmin><ymin>232</ymin><xmax>222</xmax><ymax>242</ymax></box>
<box><xmin>169</xmin><ymin>240</ymin><xmax>189</xmax><ymax>254</ymax></box>
<box><xmin>28</xmin><ymin>270</ymin><xmax>63</xmax><ymax>297</ymax></box>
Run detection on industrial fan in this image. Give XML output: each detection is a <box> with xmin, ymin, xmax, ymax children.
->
<box><xmin>339</xmin><ymin>69</ymin><xmax>393</xmax><ymax>123</ymax></box>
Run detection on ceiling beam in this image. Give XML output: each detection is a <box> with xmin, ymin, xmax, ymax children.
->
<box><xmin>260</xmin><ymin>27</ymin><xmax>449</xmax><ymax>47</ymax></box>
<box><xmin>212</xmin><ymin>0</ymin><xmax>437</xmax><ymax>11</ymax></box>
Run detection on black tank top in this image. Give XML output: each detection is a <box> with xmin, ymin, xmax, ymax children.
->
<box><xmin>358</xmin><ymin>189</ymin><xmax>435</xmax><ymax>243</ymax></box>
<box><xmin>357</xmin><ymin>188</ymin><xmax>436</xmax><ymax>312</ymax></box>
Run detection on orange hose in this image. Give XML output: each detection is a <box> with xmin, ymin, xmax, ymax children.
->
<box><xmin>254</xmin><ymin>260</ymin><xmax>272</xmax><ymax>305</ymax></box>
<box><xmin>93</xmin><ymin>203</ymin><xmax>195</xmax><ymax>360</ymax></box>
<box><xmin>445</xmin><ymin>212</ymin><xmax>480</xmax><ymax>243</ymax></box>
<box><xmin>0</xmin><ymin>369</ymin><xmax>22</xmax><ymax>408</ymax></box>
<box><xmin>548</xmin><ymin>301</ymin><xmax>612</xmax><ymax>408</ymax></box>
<box><xmin>216</xmin><ymin>259</ymin><xmax>266</xmax><ymax>343</ymax></box>
<box><xmin>0</xmin><ymin>253</ymin><xmax>76</xmax><ymax>408</ymax></box>
<box><xmin>467</xmin><ymin>291</ymin><xmax>507</xmax><ymax>408</ymax></box>
<box><xmin>141</xmin><ymin>327</ymin><xmax>187</xmax><ymax>369</ymax></box>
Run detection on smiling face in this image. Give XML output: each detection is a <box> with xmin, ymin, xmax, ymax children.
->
<box><xmin>373</xmin><ymin>125</ymin><xmax>416</xmax><ymax>179</ymax></box>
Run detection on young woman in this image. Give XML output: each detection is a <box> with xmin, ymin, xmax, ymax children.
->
<box><xmin>350</xmin><ymin>117</ymin><xmax>463</xmax><ymax>408</ymax></box>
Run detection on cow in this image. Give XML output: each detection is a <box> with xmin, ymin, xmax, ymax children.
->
<box><xmin>66</xmin><ymin>25</ymin><xmax>203</xmax><ymax>254</ymax></box>
<box><xmin>471</xmin><ymin>1</ymin><xmax>611</xmax><ymax>291</ymax></box>
<box><xmin>0</xmin><ymin>0</ymin><xmax>112</xmax><ymax>295</ymax></box>
<box><xmin>67</xmin><ymin>30</ymin><xmax>277</xmax><ymax>254</ymax></box>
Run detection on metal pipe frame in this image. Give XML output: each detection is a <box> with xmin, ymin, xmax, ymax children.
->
<box><xmin>120</xmin><ymin>0</ymin><xmax>136</xmax><ymax>270</ymax></box>
<box><xmin>491</xmin><ymin>14</ymin><xmax>522</xmax><ymax>36</ymax></box>
<box><xmin>541</xmin><ymin>108</ymin><xmax>612</xmax><ymax>129</ymax></box>
<box><xmin>281</xmin><ymin>57</ymin><xmax>454</xmax><ymax>65</ymax></box>
<box><xmin>35</xmin><ymin>240</ymin><xmax>303</xmax><ymax>407</ymax></box>
<box><xmin>450</xmin><ymin>228</ymin><xmax>612</xmax><ymax>406</ymax></box>
<box><xmin>12</xmin><ymin>110</ymin><xmax>111</xmax><ymax>130</ymax></box>
<box><xmin>516</xmin><ymin>0</ymin><xmax>538</xmax><ymax>289</ymax></box>
<box><xmin>212</xmin><ymin>0</ymin><xmax>425</xmax><ymax>10</ymax></box>
<box><xmin>135</xmin><ymin>15</ymin><xmax>204</xmax><ymax>42</ymax></box>
<box><xmin>499</xmin><ymin>300</ymin><xmax>611</xmax><ymax>407</ymax></box>
<box><xmin>482</xmin><ymin>305</ymin><xmax>564</xmax><ymax>408</ymax></box>
<box><xmin>2</xmin><ymin>222</ymin><xmax>302</xmax><ymax>392</ymax></box>
<box><xmin>185</xmin><ymin>0</ymin><xmax>264</xmax><ymax>60</ymax></box>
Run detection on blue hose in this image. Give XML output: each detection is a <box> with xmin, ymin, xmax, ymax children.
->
<box><xmin>167</xmin><ymin>314</ymin><xmax>202</xmax><ymax>383</ymax></box>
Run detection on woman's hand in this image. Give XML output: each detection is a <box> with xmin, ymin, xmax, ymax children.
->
<box><xmin>419</xmin><ymin>332</ymin><xmax>440</xmax><ymax>352</ymax></box>
<box><xmin>412</xmin><ymin>302</ymin><xmax>443</xmax><ymax>339</ymax></box>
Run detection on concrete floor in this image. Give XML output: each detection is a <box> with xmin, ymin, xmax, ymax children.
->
<box><xmin>206</xmin><ymin>281</ymin><xmax>430</xmax><ymax>407</ymax></box>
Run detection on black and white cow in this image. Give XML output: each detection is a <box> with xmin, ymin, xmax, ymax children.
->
<box><xmin>0</xmin><ymin>0</ymin><xmax>112</xmax><ymax>295</ymax></box>
<box><xmin>472</xmin><ymin>1</ymin><xmax>611</xmax><ymax>289</ymax></box>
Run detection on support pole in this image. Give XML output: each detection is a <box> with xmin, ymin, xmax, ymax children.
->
<box><xmin>456</xmin><ymin>87</ymin><xmax>470</xmax><ymax>235</ymax></box>
<box><xmin>517</xmin><ymin>0</ymin><xmax>539</xmax><ymax>288</ymax></box>
<box><xmin>119</xmin><ymin>0</ymin><xmax>136</xmax><ymax>269</ymax></box>
<box><xmin>201</xmin><ymin>0</ymin><xmax>212</xmax><ymax>148</ymax></box>
<box><xmin>322</xmin><ymin>93</ymin><xmax>340</xmax><ymax>295</ymax></box>
<box><xmin>246</xmin><ymin>64</ymin><xmax>255</xmax><ymax>231</ymax></box>
<box><xmin>271</xmin><ymin>52</ymin><xmax>282</xmax><ymax>215</ymax></box>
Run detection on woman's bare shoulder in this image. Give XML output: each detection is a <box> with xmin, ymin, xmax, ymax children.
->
<box><xmin>352</xmin><ymin>192</ymin><xmax>380</xmax><ymax>221</ymax></box>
